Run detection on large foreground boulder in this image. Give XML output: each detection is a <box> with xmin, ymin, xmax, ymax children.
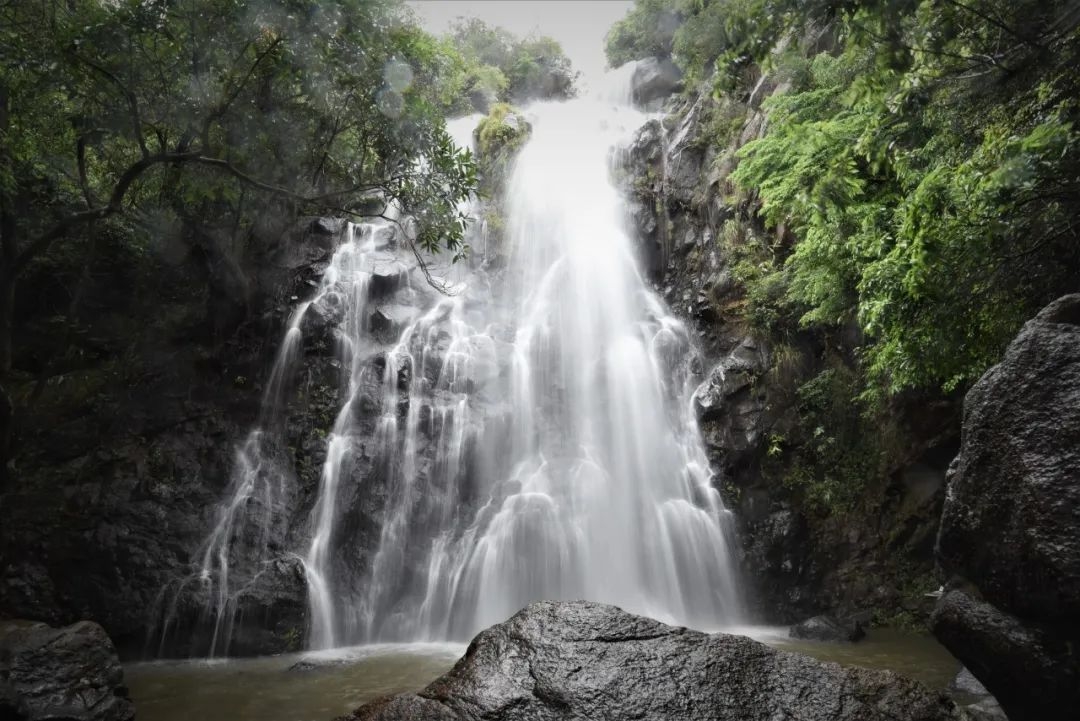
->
<box><xmin>0</xmin><ymin>619</ymin><xmax>135</xmax><ymax>721</ymax></box>
<box><xmin>340</xmin><ymin>601</ymin><xmax>960</xmax><ymax>721</ymax></box>
<box><xmin>932</xmin><ymin>293</ymin><xmax>1080</xmax><ymax>721</ymax></box>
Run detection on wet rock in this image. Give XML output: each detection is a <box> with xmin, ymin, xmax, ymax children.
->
<box><xmin>932</xmin><ymin>589</ymin><xmax>1070</xmax><ymax>721</ymax></box>
<box><xmin>631</xmin><ymin>57</ymin><xmax>683</xmax><ymax>106</ymax></box>
<box><xmin>694</xmin><ymin>338</ymin><xmax>772</xmax><ymax>465</ymax></box>
<box><xmin>301</xmin><ymin>291</ymin><xmax>346</xmax><ymax>343</ymax></box>
<box><xmin>365</xmin><ymin>253</ymin><xmax>411</xmax><ymax>298</ymax></box>
<box><xmin>933</xmin><ymin>294</ymin><xmax>1080</xmax><ymax>721</ymax></box>
<box><xmin>790</xmin><ymin>614</ymin><xmax>866</xmax><ymax>643</ymax></box>
<box><xmin>367</xmin><ymin>223</ymin><xmax>399</xmax><ymax>251</ymax></box>
<box><xmin>0</xmin><ymin>619</ymin><xmax>135</xmax><ymax>721</ymax></box>
<box><xmin>369</xmin><ymin>304</ymin><xmax>416</xmax><ymax>343</ymax></box>
<box><xmin>310</xmin><ymin>217</ymin><xmax>345</xmax><ymax>236</ymax></box>
<box><xmin>287</xmin><ymin>656</ymin><xmax>352</xmax><ymax>673</ymax></box>
<box><xmin>948</xmin><ymin>667</ymin><xmax>989</xmax><ymax>698</ymax></box>
<box><xmin>694</xmin><ymin>338</ymin><xmax>770</xmax><ymax>421</ymax></box>
<box><xmin>964</xmin><ymin>698</ymin><xmax>1010</xmax><ymax>721</ymax></box>
<box><xmin>341</xmin><ymin>601</ymin><xmax>961</xmax><ymax>721</ymax></box>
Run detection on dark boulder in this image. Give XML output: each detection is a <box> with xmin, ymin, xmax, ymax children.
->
<box><xmin>790</xmin><ymin>613</ymin><xmax>866</xmax><ymax>643</ymax></box>
<box><xmin>0</xmin><ymin>619</ymin><xmax>135</xmax><ymax>721</ymax></box>
<box><xmin>365</xmin><ymin>253</ymin><xmax>411</xmax><ymax>298</ymax></box>
<box><xmin>933</xmin><ymin>589</ymin><xmax>1068</xmax><ymax>721</ymax></box>
<box><xmin>369</xmin><ymin>304</ymin><xmax>416</xmax><ymax>344</ymax></box>
<box><xmin>631</xmin><ymin>57</ymin><xmax>683</xmax><ymax>106</ymax></box>
<box><xmin>301</xmin><ymin>290</ymin><xmax>346</xmax><ymax>344</ymax></box>
<box><xmin>340</xmin><ymin>601</ymin><xmax>961</xmax><ymax>721</ymax></box>
<box><xmin>933</xmin><ymin>293</ymin><xmax>1080</xmax><ymax>721</ymax></box>
<box><xmin>310</xmin><ymin>217</ymin><xmax>345</xmax><ymax>236</ymax></box>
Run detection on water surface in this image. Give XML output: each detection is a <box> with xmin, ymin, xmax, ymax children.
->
<box><xmin>127</xmin><ymin>629</ymin><xmax>959</xmax><ymax>721</ymax></box>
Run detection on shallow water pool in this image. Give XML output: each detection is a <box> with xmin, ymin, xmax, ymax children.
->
<box><xmin>126</xmin><ymin>629</ymin><xmax>960</xmax><ymax>721</ymax></box>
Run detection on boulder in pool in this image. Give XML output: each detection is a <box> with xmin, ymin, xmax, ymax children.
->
<box><xmin>790</xmin><ymin>613</ymin><xmax>866</xmax><ymax>643</ymax></box>
<box><xmin>0</xmin><ymin>619</ymin><xmax>135</xmax><ymax>721</ymax></box>
<box><xmin>339</xmin><ymin>600</ymin><xmax>961</xmax><ymax>721</ymax></box>
<box><xmin>933</xmin><ymin>293</ymin><xmax>1080</xmax><ymax>721</ymax></box>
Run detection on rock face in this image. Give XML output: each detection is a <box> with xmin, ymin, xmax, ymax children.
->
<box><xmin>0</xmin><ymin>216</ymin><xmax>341</xmax><ymax>657</ymax></box>
<box><xmin>0</xmin><ymin>619</ymin><xmax>135</xmax><ymax>721</ymax></box>
<box><xmin>620</xmin><ymin>64</ymin><xmax>958</xmax><ymax>626</ymax></box>
<box><xmin>932</xmin><ymin>293</ymin><xmax>1080</xmax><ymax>721</ymax></box>
<box><xmin>694</xmin><ymin>337</ymin><xmax>772</xmax><ymax>467</ymax></box>
<box><xmin>630</xmin><ymin>57</ymin><xmax>683</xmax><ymax>106</ymax></box>
<box><xmin>789</xmin><ymin>614</ymin><xmax>866</xmax><ymax>643</ymax></box>
<box><xmin>341</xmin><ymin>601</ymin><xmax>961</xmax><ymax>721</ymax></box>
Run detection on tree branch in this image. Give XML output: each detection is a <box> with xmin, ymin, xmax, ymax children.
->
<box><xmin>76</xmin><ymin>135</ymin><xmax>95</xmax><ymax>207</ymax></box>
<box><xmin>12</xmin><ymin>151</ymin><xmax>408</xmax><ymax>276</ymax></box>
<box><xmin>941</xmin><ymin>0</ymin><xmax>1047</xmax><ymax>52</ymax></box>
<box><xmin>74</xmin><ymin>54</ymin><xmax>150</xmax><ymax>159</ymax></box>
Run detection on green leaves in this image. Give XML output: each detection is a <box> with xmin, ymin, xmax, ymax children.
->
<box><xmin>2</xmin><ymin>0</ymin><xmax>482</xmax><ymax>278</ymax></box>
<box><xmin>722</xmin><ymin>0</ymin><xmax>1080</xmax><ymax>399</ymax></box>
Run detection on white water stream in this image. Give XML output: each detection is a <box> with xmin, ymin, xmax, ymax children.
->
<box><xmin>165</xmin><ymin>68</ymin><xmax>744</xmax><ymax>655</ymax></box>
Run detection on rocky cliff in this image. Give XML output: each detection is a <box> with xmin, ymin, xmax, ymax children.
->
<box><xmin>0</xmin><ymin>215</ymin><xmax>344</xmax><ymax>657</ymax></box>
<box><xmin>620</xmin><ymin>61</ymin><xmax>958</xmax><ymax>626</ymax></box>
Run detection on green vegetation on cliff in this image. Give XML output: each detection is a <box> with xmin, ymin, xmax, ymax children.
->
<box><xmin>612</xmin><ymin>0</ymin><xmax>1080</xmax><ymax>400</ymax></box>
<box><xmin>475</xmin><ymin>104</ymin><xmax>531</xmax><ymax>194</ymax></box>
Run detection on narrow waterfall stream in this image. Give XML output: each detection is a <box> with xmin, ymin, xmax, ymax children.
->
<box><xmin>159</xmin><ymin>72</ymin><xmax>743</xmax><ymax>657</ymax></box>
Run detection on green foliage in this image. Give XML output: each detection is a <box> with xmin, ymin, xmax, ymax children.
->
<box><xmin>443</xmin><ymin>18</ymin><xmax>576</xmax><ymax>109</ymax></box>
<box><xmin>604</xmin><ymin>0</ymin><xmax>684</xmax><ymax>67</ymax></box>
<box><xmin>474</xmin><ymin>104</ymin><xmax>531</xmax><ymax>195</ymax></box>
<box><xmin>0</xmin><ymin>0</ymin><xmax>480</xmax><ymax>266</ymax></box>
<box><xmin>778</xmin><ymin>366</ymin><xmax>884</xmax><ymax>515</ymax></box>
<box><xmin>604</xmin><ymin>0</ymin><xmax>810</xmax><ymax>86</ymax></box>
<box><xmin>721</xmin><ymin>221</ymin><xmax>793</xmax><ymax>334</ymax></box>
<box><xmin>726</xmin><ymin>0</ymin><xmax>1080</xmax><ymax>398</ymax></box>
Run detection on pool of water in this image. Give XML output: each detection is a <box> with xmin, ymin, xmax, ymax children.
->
<box><xmin>759</xmin><ymin>627</ymin><xmax>961</xmax><ymax>689</ymax></box>
<box><xmin>124</xmin><ymin>643</ymin><xmax>465</xmax><ymax>721</ymax></box>
<box><xmin>125</xmin><ymin>629</ymin><xmax>960</xmax><ymax>721</ymax></box>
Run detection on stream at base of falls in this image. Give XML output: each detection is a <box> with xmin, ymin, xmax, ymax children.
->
<box><xmin>125</xmin><ymin>630</ymin><xmax>962</xmax><ymax>721</ymax></box>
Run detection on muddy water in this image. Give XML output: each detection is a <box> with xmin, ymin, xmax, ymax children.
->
<box><xmin>126</xmin><ymin>630</ymin><xmax>960</xmax><ymax>721</ymax></box>
<box><xmin>762</xmin><ymin>627</ymin><xmax>961</xmax><ymax>689</ymax></box>
<box><xmin>124</xmin><ymin>643</ymin><xmax>465</xmax><ymax>721</ymax></box>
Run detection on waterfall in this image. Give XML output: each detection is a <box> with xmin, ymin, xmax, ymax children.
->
<box><xmin>169</xmin><ymin>71</ymin><xmax>744</xmax><ymax>656</ymax></box>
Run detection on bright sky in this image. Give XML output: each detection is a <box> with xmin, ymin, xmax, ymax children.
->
<box><xmin>408</xmin><ymin>1</ymin><xmax>634</xmax><ymax>89</ymax></box>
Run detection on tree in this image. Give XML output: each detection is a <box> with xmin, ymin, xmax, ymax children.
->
<box><xmin>0</xmin><ymin>0</ymin><xmax>478</xmax><ymax>480</ymax></box>
<box><xmin>0</xmin><ymin>0</ymin><xmax>476</xmax><ymax>374</ymax></box>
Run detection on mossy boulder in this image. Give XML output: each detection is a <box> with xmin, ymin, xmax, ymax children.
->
<box><xmin>473</xmin><ymin>104</ymin><xmax>531</xmax><ymax>196</ymax></box>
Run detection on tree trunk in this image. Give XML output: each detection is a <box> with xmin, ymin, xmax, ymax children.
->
<box><xmin>0</xmin><ymin>378</ymin><xmax>10</xmax><ymax>490</ymax></box>
<box><xmin>0</xmin><ymin>271</ymin><xmax>12</xmax><ymax>376</ymax></box>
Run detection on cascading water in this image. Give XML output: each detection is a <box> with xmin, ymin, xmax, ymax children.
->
<box><xmin>167</xmin><ymin>69</ymin><xmax>743</xmax><ymax>656</ymax></box>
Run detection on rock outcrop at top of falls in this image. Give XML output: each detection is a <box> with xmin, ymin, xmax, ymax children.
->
<box><xmin>340</xmin><ymin>601</ymin><xmax>962</xmax><ymax>721</ymax></box>
<box><xmin>630</xmin><ymin>57</ymin><xmax>683</xmax><ymax>107</ymax></box>
<box><xmin>0</xmin><ymin>619</ymin><xmax>135</xmax><ymax>721</ymax></box>
<box><xmin>931</xmin><ymin>294</ymin><xmax>1080</xmax><ymax>721</ymax></box>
